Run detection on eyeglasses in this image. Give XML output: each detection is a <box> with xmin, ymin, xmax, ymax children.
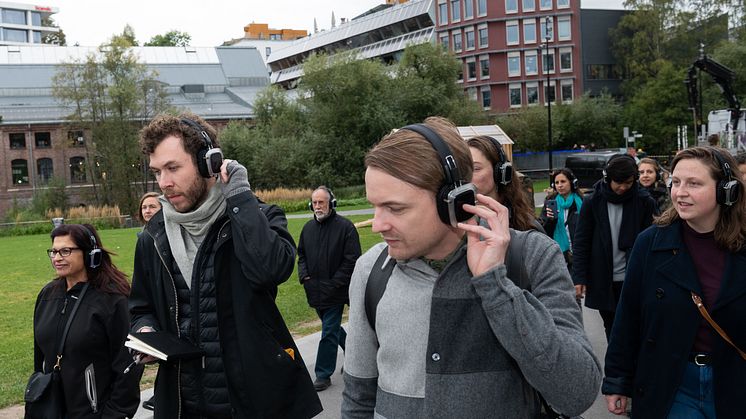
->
<box><xmin>47</xmin><ymin>247</ymin><xmax>80</xmax><ymax>258</ymax></box>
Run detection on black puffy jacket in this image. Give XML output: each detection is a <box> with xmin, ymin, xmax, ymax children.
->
<box><xmin>297</xmin><ymin>211</ymin><xmax>361</xmax><ymax>309</ymax></box>
<box><xmin>129</xmin><ymin>191</ymin><xmax>322</xmax><ymax>419</ymax></box>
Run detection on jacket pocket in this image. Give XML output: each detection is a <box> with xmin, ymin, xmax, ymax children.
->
<box><xmin>84</xmin><ymin>363</ymin><xmax>98</xmax><ymax>413</ymax></box>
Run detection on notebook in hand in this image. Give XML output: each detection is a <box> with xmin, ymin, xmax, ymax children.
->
<box><xmin>125</xmin><ymin>332</ymin><xmax>204</xmax><ymax>361</ymax></box>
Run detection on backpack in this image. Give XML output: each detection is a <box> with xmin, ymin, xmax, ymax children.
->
<box><xmin>363</xmin><ymin>230</ymin><xmax>571</xmax><ymax>419</ymax></box>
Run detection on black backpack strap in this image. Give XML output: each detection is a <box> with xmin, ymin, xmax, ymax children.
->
<box><xmin>54</xmin><ymin>282</ymin><xmax>89</xmax><ymax>371</ymax></box>
<box><xmin>364</xmin><ymin>246</ymin><xmax>396</xmax><ymax>333</ymax></box>
<box><xmin>505</xmin><ymin>229</ymin><xmax>531</xmax><ymax>291</ymax></box>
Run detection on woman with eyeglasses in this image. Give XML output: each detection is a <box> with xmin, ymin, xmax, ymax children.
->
<box><xmin>29</xmin><ymin>224</ymin><xmax>142</xmax><ymax>418</ymax></box>
<box><xmin>603</xmin><ymin>147</ymin><xmax>746</xmax><ymax>418</ymax></box>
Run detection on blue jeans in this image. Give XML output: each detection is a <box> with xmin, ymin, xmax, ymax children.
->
<box><xmin>314</xmin><ymin>305</ymin><xmax>346</xmax><ymax>380</ymax></box>
<box><xmin>667</xmin><ymin>362</ymin><xmax>716</xmax><ymax>419</ymax></box>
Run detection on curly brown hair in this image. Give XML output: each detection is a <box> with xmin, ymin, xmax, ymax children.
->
<box><xmin>139</xmin><ymin>113</ymin><xmax>219</xmax><ymax>166</ymax></box>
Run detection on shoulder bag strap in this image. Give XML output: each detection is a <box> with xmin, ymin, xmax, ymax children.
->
<box><xmin>365</xmin><ymin>246</ymin><xmax>396</xmax><ymax>333</ymax></box>
<box><xmin>53</xmin><ymin>282</ymin><xmax>90</xmax><ymax>370</ymax></box>
<box><xmin>691</xmin><ymin>292</ymin><xmax>746</xmax><ymax>361</ymax></box>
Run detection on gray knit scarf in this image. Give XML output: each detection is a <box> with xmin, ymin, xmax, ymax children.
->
<box><xmin>160</xmin><ymin>182</ymin><xmax>226</xmax><ymax>289</ymax></box>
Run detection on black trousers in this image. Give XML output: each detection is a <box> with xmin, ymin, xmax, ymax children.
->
<box><xmin>599</xmin><ymin>281</ymin><xmax>624</xmax><ymax>342</ymax></box>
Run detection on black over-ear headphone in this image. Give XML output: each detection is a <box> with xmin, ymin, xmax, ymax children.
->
<box><xmin>551</xmin><ymin>168</ymin><xmax>578</xmax><ymax>192</ymax></box>
<box><xmin>402</xmin><ymin>124</ymin><xmax>477</xmax><ymax>227</ymax></box>
<box><xmin>486</xmin><ymin>137</ymin><xmax>513</xmax><ymax>186</ymax></box>
<box><xmin>603</xmin><ymin>154</ymin><xmax>639</xmax><ymax>183</ymax></box>
<box><xmin>712</xmin><ymin>150</ymin><xmax>740</xmax><ymax>206</ymax></box>
<box><xmin>180</xmin><ymin>118</ymin><xmax>224</xmax><ymax>178</ymax></box>
<box><xmin>80</xmin><ymin>225</ymin><xmax>102</xmax><ymax>269</ymax></box>
<box><xmin>308</xmin><ymin>186</ymin><xmax>337</xmax><ymax>211</ymax></box>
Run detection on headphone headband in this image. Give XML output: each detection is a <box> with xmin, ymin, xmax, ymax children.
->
<box><xmin>402</xmin><ymin>124</ymin><xmax>461</xmax><ymax>187</ymax></box>
<box><xmin>79</xmin><ymin>224</ymin><xmax>102</xmax><ymax>269</ymax></box>
<box><xmin>712</xmin><ymin>148</ymin><xmax>740</xmax><ymax>206</ymax></box>
<box><xmin>180</xmin><ymin>117</ymin><xmax>224</xmax><ymax>178</ymax></box>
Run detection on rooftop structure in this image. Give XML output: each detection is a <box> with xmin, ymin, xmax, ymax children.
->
<box><xmin>0</xmin><ymin>1</ymin><xmax>59</xmax><ymax>45</ymax></box>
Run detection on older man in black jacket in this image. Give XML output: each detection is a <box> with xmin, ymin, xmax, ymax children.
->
<box><xmin>129</xmin><ymin>113</ymin><xmax>322</xmax><ymax>419</ymax></box>
<box><xmin>299</xmin><ymin>186</ymin><xmax>362</xmax><ymax>392</ymax></box>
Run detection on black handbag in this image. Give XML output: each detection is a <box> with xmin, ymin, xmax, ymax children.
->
<box><xmin>25</xmin><ymin>283</ymin><xmax>89</xmax><ymax>419</ymax></box>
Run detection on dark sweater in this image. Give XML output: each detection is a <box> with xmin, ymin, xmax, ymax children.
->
<box><xmin>682</xmin><ymin>222</ymin><xmax>726</xmax><ymax>354</ymax></box>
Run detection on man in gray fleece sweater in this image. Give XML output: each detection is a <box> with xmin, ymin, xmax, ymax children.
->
<box><xmin>342</xmin><ymin>117</ymin><xmax>601</xmax><ymax>418</ymax></box>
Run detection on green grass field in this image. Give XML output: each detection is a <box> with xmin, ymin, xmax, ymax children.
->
<box><xmin>0</xmin><ymin>212</ymin><xmax>381</xmax><ymax>408</ymax></box>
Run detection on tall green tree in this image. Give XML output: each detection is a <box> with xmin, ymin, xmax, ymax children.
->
<box><xmin>41</xmin><ymin>17</ymin><xmax>66</xmax><ymax>46</ymax></box>
<box><xmin>52</xmin><ymin>38</ymin><xmax>171</xmax><ymax>214</ymax></box>
<box><xmin>145</xmin><ymin>30</ymin><xmax>192</xmax><ymax>47</ymax></box>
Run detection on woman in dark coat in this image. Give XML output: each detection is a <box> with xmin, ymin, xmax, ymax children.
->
<box><xmin>603</xmin><ymin>147</ymin><xmax>746</xmax><ymax>418</ymax></box>
<box><xmin>30</xmin><ymin>224</ymin><xmax>142</xmax><ymax>418</ymax></box>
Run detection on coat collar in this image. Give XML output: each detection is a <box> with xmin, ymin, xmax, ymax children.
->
<box><xmin>652</xmin><ymin>220</ymin><xmax>746</xmax><ymax>310</ymax></box>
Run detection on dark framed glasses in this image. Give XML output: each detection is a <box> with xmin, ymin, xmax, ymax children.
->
<box><xmin>47</xmin><ymin>247</ymin><xmax>80</xmax><ymax>258</ymax></box>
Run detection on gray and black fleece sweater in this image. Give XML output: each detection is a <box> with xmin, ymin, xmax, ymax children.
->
<box><xmin>342</xmin><ymin>229</ymin><xmax>601</xmax><ymax>418</ymax></box>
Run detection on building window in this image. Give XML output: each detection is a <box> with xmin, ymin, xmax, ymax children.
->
<box><xmin>506</xmin><ymin>21</ymin><xmax>519</xmax><ymax>45</ymax></box>
<box><xmin>11</xmin><ymin>159</ymin><xmax>29</xmax><ymax>185</ymax></box>
<box><xmin>525</xmin><ymin>50</ymin><xmax>538</xmax><ymax>75</ymax></box>
<box><xmin>467</xmin><ymin>87</ymin><xmax>478</xmax><ymax>101</ymax></box>
<box><xmin>480</xmin><ymin>55</ymin><xmax>490</xmax><ymax>78</ymax></box>
<box><xmin>477</xmin><ymin>0</ymin><xmax>487</xmax><ymax>16</ymax></box>
<box><xmin>3</xmin><ymin>28</ymin><xmax>27</xmax><ymax>43</ymax></box>
<box><xmin>68</xmin><ymin>130</ymin><xmax>85</xmax><ymax>147</ymax></box>
<box><xmin>509</xmin><ymin>84</ymin><xmax>522</xmax><ymax>107</ymax></box>
<box><xmin>478</xmin><ymin>24</ymin><xmax>488</xmax><ymax>48</ymax></box>
<box><xmin>544</xmin><ymin>81</ymin><xmax>556</xmax><ymax>104</ymax></box>
<box><xmin>438</xmin><ymin>0</ymin><xmax>448</xmax><ymax>25</ymax></box>
<box><xmin>2</xmin><ymin>9</ymin><xmax>26</xmax><ymax>25</ymax></box>
<box><xmin>587</xmin><ymin>64</ymin><xmax>623</xmax><ymax>80</ymax></box>
<box><xmin>465</xmin><ymin>28</ymin><xmax>475</xmax><ymax>50</ymax></box>
<box><xmin>540</xmin><ymin>17</ymin><xmax>553</xmax><ymax>41</ymax></box>
<box><xmin>451</xmin><ymin>0</ymin><xmax>461</xmax><ymax>22</ymax></box>
<box><xmin>37</xmin><ymin>158</ymin><xmax>53</xmax><ymax>184</ymax></box>
<box><xmin>31</xmin><ymin>11</ymin><xmax>41</xmax><ymax>26</ymax></box>
<box><xmin>561</xmin><ymin>81</ymin><xmax>574</xmax><ymax>103</ymax></box>
<box><xmin>523</xmin><ymin>19</ymin><xmax>537</xmax><ymax>44</ymax></box>
<box><xmin>542</xmin><ymin>48</ymin><xmax>555</xmax><ymax>74</ymax></box>
<box><xmin>508</xmin><ymin>52</ymin><xmax>521</xmax><ymax>77</ymax></box>
<box><xmin>559</xmin><ymin>48</ymin><xmax>572</xmax><ymax>72</ymax></box>
<box><xmin>32</xmin><ymin>31</ymin><xmax>41</xmax><ymax>43</ymax></box>
<box><xmin>464</xmin><ymin>0</ymin><xmax>474</xmax><ymax>19</ymax></box>
<box><xmin>506</xmin><ymin>0</ymin><xmax>518</xmax><ymax>13</ymax></box>
<box><xmin>70</xmin><ymin>157</ymin><xmax>86</xmax><ymax>184</ymax></box>
<box><xmin>557</xmin><ymin>0</ymin><xmax>570</xmax><ymax>8</ymax></box>
<box><xmin>35</xmin><ymin>132</ymin><xmax>51</xmax><ymax>149</ymax></box>
<box><xmin>467</xmin><ymin>59</ymin><xmax>477</xmax><ymax>80</ymax></box>
<box><xmin>526</xmin><ymin>83</ymin><xmax>539</xmax><ymax>105</ymax></box>
<box><xmin>457</xmin><ymin>65</ymin><xmax>464</xmax><ymax>82</ymax></box>
<box><xmin>540</xmin><ymin>0</ymin><xmax>552</xmax><ymax>10</ymax></box>
<box><xmin>558</xmin><ymin>16</ymin><xmax>571</xmax><ymax>40</ymax></box>
<box><xmin>439</xmin><ymin>32</ymin><xmax>450</xmax><ymax>51</ymax></box>
<box><xmin>481</xmin><ymin>86</ymin><xmax>492</xmax><ymax>109</ymax></box>
<box><xmin>522</xmin><ymin>0</ymin><xmax>535</xmax><ymax>12</ymax></box>
<box><xmin>453</xmin><ymin>31</ymin><xmax>463</xmax><ymax>52</ymax></box>
<box><xmin>9</xmin><ymin>133</ymin><xmax>25</xmax><ymax>149</ymax></box>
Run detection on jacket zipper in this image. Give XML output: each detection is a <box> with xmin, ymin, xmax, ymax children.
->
<box><xmin>84</xmin><ymin>363</ymin><xmax>98</xmax><ymax>413</ymax></box>
<box><xmin>150</xmin><ymin>230</ymin><xmax>184</xmax><ymax>419</ymax></box>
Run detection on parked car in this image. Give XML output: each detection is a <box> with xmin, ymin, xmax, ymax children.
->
<box><xmin>563</xmin><ymin>151</ymin><xmax>619</xmax><ymax>190</ymax></box>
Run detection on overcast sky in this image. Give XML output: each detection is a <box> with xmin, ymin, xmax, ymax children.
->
<box><xmin>38</xmin><ymin>0</ymin><xmax>625</xmax><ymax>47</ymax></box>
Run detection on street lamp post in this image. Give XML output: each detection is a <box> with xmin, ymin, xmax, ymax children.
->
<box><xmin>542</xmin><ymin>16</ymin><xmax>553</xmax><ymax>172</ymax></box>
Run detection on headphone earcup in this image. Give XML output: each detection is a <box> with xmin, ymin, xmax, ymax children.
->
<box><xmin>308</xmin><ymin>201</ymin><xmax>313</xmax><ymax>212</ymax></box>
<box><xmin>435</xmin><ymin>186</ymin><xmax>452</xmax><ymax>225</ymax></box>
<box><xmin>86</xmin><ymin>248</ymin><xmax>102</xmax><ymax>269</ymax></box>
<box><xmin>196</xmin><ymin>148</ymin><xmax>210</xmax><ymax>178</ymax></box>
<box><xmin>330</xmin><ymin>198</ymin><xmax>337</xmax><ymax>209</ymax></box>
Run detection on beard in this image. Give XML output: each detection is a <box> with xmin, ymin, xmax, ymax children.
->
<box><xmin>164</xmin><ymin>176</ymin><xmax>209</xmax><ymax>213</ymax></box>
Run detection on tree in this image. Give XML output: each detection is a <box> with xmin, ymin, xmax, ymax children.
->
<box><xmin>145</xmin><ymin>30</ymin><xmax>192</xmax><ymax>47</ymax></box>
<box><xmin>52</xmin><ymin>38</ymin><xmax>171</xmax><ymax>214</ymax></box>
<box><xmin>109</xmin><ymin>25</ymin><xmax>139</xmax><ymax>47</ymax></box>
<box><xmin>554</xmin><ymin>93</ymin><xmax>623</xmax><ymax>150</ymax></box>
<box><xmin>41</xmin><ymin>17</ymin><xmax>66</xmax><ymax>46</ymax></box>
